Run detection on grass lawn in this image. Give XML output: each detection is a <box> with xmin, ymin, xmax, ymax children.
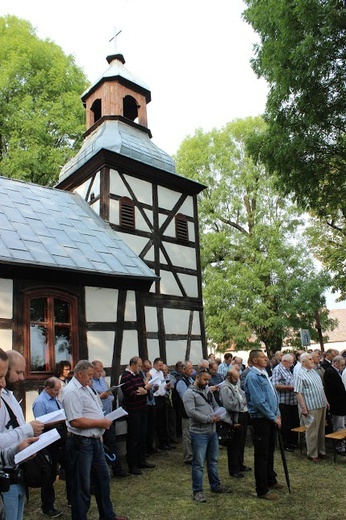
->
<box><xmin>23</xmin><ymin>436</ymin><xmax>346</xmax><ymax>520</ymax></box>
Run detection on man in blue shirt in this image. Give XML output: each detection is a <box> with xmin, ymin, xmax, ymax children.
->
<box><xmin>32</xmin><ymin>377</ymin><xmax>64</xmax><ymax>517</ymax></box>
<box><xmin>91</xmin><ymin>360</ymin><xmax>129</xmax><ymax>477</ymax></box>
<box><xmin>217</xmin><ymin>353</ymin><xmax>233</xmax><ymax>379</ymax></box>
<box><xmin>244</xmin><ymin>350</ymin><xmax>283</xmax><ymax>501</ymax></box>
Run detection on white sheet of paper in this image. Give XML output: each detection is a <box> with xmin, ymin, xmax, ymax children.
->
<box><xmin>108</xmin><ymin>383</ymin><xmax>125</xmax><ymax>392</ymax></box>
<box><xmin>148</xmin><ymin>375</ymin><xmax>162</xmax><ymax>386</ymax></box>
<box><xmin>14</xmin><ymin>428</ymin><xmax>61</xmax><ymax>464</ymax></box>
<box><xmin>36</xmin><ymin>409</ymin><xmax>66</xmax><ymax>424</ymax></box>
<box><xmin>212</xmin><ymin>406</ymin><xmax>227</xmax><ymax>419</ymax></box>
<box><xmin>302</xmin><ymin>413</ymin><xmax>314</xmax><ymax>427</ymax></box>
<box><xmin>105</xmin><ymin>407</ymin><xmax>128</xmax><ymax>421</ymax></box>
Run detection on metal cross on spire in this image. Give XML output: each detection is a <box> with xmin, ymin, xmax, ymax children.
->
<box><xmin>109</xmin><ymin>27</ymin><xmax>122</xmax><ymax>54</ymax></box>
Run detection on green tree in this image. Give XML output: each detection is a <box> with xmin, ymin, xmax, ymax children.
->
<box><xmin>0</xmin><ymin>15</ymin><xmax>88</xmax><ymax>185</ymax></box>
<box><xmin>175</xmin><ymin>117</ymin><xmax>334</xmax><ymax>355</ymax></box>
<box><xmin>242</xmin><ymin>0</ymin><xmax>346</xmax><ymax>217</ymax></box>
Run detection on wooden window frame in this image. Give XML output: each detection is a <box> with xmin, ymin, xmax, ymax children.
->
<box><xmin>23</xmin><ymin>288</ymin><xmax>79</xmax><ymax>379</ymax></box>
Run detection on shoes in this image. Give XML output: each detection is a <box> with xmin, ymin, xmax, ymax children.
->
<box><xmin>113</xmin><ymin>470</ymin><xmax>131</xmax><ymax>478</ymax></box>
<box><xmin>240</xmin><ymin>465</ymin><xmax>252</xmax><ymax>472</ymax></box>
<box><xmin>211</xmin><ymin>485</ymin><xmax>232</xmax><ymax>494</ymax></box>
<box><xmin>193</xmin><ymin>491</ymin><xmax>206</xmax><ymax>503</ymax></box>
<box><xmin>308</xmin><ymin>457</ymin><xmax>321</xmax><ymax>463</ymax></box>
<box><xmin>129</xmin><ymin>467</ymin><xmax>142</xmax><ymax>475</ymax></box>
<box><xmin>139</xmin><ymin>462</ymin><xmax>156</xmax><ymax>469</ymax></box>
<box><xmin>42</xmin><ymin>510</ymin><xmax>63</xmax><ymax>518</ymax></box>
<box><xmin>284</xmin><ymin>447</ymin><xmax>294</xmax><ymax>452</ymax></box>
<box><xmin>258</xmin><ymin>492</ymin><xmax>279</xmax><ymax>501</ymax></box>
<box><xmin>230</xmin><ymin>472</ymin><xmax>244</xmax><ymax>478</ymax></box>
<box><xmin>269</xmin><ymin>483</ymin><xmax>285</xmax><ymax>490</ymax></box>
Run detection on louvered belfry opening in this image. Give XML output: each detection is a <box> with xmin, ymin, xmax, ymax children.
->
<box><xmin>175</xmin><ymin>213</ymin><xmax>189</xmax><ymax>242</ymax></box>
<box><xmin>119</xmin><ymin>196</ymin><xmax>135</xmax><ymax>228</ymax></box>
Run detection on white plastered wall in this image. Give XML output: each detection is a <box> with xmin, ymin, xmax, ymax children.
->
<box><xmin>85</xmin><ymin>287</ymin><xmax>118</xmax><ymax>321</ymax></box>
<box><xmin>0</xmin><ymin>278</ymin><xmax>13</xmax><ymax>319</ymax></box>
<box><xmin>87</xmin><ymin>331</ymin><xmax>115</xmax><ymax>366</ymax></box>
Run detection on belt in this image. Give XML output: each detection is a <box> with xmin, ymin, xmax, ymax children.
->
<box><xmin>67</xmin><ymin>432</ymin><xmax>101</xmax><ymax>439</ymax></box>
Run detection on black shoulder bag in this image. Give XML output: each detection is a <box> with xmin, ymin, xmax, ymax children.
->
<box><xmin>1</xmin><ymin>397</ymin><xmax>54</xmax><ymax>488</ymax></box>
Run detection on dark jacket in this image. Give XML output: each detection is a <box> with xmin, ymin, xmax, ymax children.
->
<box><xmin>323</xmin><ymin>366</ymin><xmax>346</xmax><ymax>416</ymax></box>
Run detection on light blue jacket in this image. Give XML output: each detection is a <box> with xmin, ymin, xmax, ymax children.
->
<box><xmin>244</xmin><ymin>367</ymin><xmax>280</xmax><ymax>422</ymax></box>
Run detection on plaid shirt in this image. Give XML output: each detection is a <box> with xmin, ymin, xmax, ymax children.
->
<box><xmin>271</xmin><ymin>363</ymin><xmax>297</xmax><ymax>405</ymax></box>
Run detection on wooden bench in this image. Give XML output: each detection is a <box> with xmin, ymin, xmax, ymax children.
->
<box><xmin>325</xmin><ymin>428</ymin><xmax>346</xmax><ymax>462</ymax></box>
<box><xmin>291</xmin><ymin>426</ymin><xmax>307</xmax><ymax>453</ymax></box>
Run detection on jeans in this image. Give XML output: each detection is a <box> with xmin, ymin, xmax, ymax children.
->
<box><xmin>66</xmin><ymin>436</ymin><xmax>115</xmax><ymax>520</ymax></box>
<box><xmin>2</xmin><ymin>483</ymin><xmax>26</xmax><ymax>520</ymax></box>
<box><xmin>190</xmin><ymin>431</ymin><xmax>220</xmax><ymax>492</ymax></box>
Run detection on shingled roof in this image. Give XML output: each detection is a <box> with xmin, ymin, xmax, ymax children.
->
<box><xmin>0</xmin><ymin>175</ymin><xmax>157</xmax><ymax>290</ymax></box>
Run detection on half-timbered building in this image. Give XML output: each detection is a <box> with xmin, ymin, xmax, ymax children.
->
<box><xmin>0</xmin><ymin>46</ymin><xmax>206</xmax><ymax>416</ymax></box>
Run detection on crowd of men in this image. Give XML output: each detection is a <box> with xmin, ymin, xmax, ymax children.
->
<box><xmin>0</xmin><ymin>346</ymin><xmax>346</xmax><ymax>518</ymax></box>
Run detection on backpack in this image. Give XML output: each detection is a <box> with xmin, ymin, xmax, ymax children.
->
<box><xmin>172</xmin><ymin>376</ymin><xmax>192</xmax><ymax>418</ymax></box>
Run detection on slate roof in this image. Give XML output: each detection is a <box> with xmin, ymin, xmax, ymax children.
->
<box><xmin>0</xmin><ymin>175</ymin><xmax>157</xmax><ymax>285</ymax></box>
<box><xmin>58</xmin><ymin>119</ymin><xmax>176</xmax><ymax>183</ymax></box>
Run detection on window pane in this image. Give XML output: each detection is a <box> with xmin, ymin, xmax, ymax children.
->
<box><xmin>30</xmin><ymin>325</ymin><xmax>49</xmax><ymax>371</ymax></box>
<box><xmin>30</xmin><ymin>298</ymin><xmax>46</xmax><ymax>322</ymax></box>
<box><xmin>54</xmin><ymin>299</ymin><xmax>70</xmax><ymax>323</ymax></box>
<box><xmin>55</xmin><ymin>326</ymin><xmax>72</xmax><ymax>364</ymax></box>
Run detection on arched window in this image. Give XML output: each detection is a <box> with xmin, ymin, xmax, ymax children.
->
<box><xmin>119</xmin><ymin>197</ymin><xmax>135</xmax><ymax>229</ymax></box>
<box><xmin>123</xmin><ymin>95</ymin><xmax>138</xmax><ymax>122</ymax></box>
<box><xmin>91</xmin><ymin>98</ymin><xmax>102</xmax><ymax>123</ymax></box>
<box><xmin>23</xmin><ymin>289</ymin><xmax>78</xmax><ymax>377</ymax></box>
<box><xmin>175</xmin><ymin>213</ymin><xmax>189</xmax><ymax>243</ymax></box>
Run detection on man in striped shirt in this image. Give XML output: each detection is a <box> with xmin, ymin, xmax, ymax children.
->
<box><xmin>271</xmin><ymin>354</ymin><xmax>299</xmax><ymax>452</ymax></box>
<box><xmin>294</xmin><ymin>353</ymin><xmax>328</xmax><ymax>462</ymax></box>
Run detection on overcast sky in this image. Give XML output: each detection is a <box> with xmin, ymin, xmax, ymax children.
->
<box><xmin>0</xmin><ymin>0</ymin><xmax>268</xmax><ymax>155</ymax></box>
<box><xmin>1</xmin><ymin>1</ymin><xmax>344</xmax><ymax>310</ymax></box>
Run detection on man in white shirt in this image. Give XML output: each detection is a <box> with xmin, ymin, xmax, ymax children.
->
<box><xmin>0</xmin><ymin>350</ymin><xmax>44</xmax><ymax>520</ymax></box>
<box><xmin>149</xmin><ymin>357</ymin><xmax>173</xmax><ymax>450</ymax></box>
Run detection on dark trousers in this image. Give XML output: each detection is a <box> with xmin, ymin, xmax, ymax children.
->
<box><xmin>155</xmin><ymin>396</ymin><xmax>169</xmax><ymax>447</ymax></box>
<box><xmin>226</xmin><ymin>412</ymin><xmax>248</xmax><ymax>474</ymax></box>
<box><xmin>103</xmin><ymin>422</ymin><xmax>124</xmax><ymax>475</ymax></box>
<box><xmin>251</xmin><ymin>418</ymin><xmax>277</xmax><ymax>497</ymax></box>
<box><xmin>146</xmin><ymin>405</ymin><xmax>157</xmax><ymax>453</ymax></box>
<box><xmin>126</xmin><ymin>408</ymin><xmax>147</xmax><ymax>471</ymax></box>
<box><xmin>279</xmin><ymin>403</ymin><xmax>299</xmax><ymax>448</ymax></box>
<box><xmin>42</xmin><ymin>442</ymin><xmax>72</xmax><ymax>511</ymax></box>
<box><xmin>165</xmin><ymin>397</ymin><xmax>177</xmax><ymax>443</ymax></box>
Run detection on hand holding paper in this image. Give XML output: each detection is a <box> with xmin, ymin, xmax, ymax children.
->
<box><xmin>14</xmin><ymin>428</ymin><xmax>61</xmax><ymax>465</ymax></box>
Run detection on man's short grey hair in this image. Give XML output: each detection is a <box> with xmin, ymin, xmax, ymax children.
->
<box><xmin>282</xmin><ymin>354</ymin><xmax>294</xmax><ymax>362</ymax></box>
<box><xmin>300</xmin><ymin>353</ymin><xmax>311</xmax><ymax>364</ymax></box>
<box><xmin>198</xmin><ymin>359</ymin><xmax>209</xmax><ymax>369</ymax></box>
<box><xmin>332</xmin><ymin>355</ymin><xmax>344</xmax><ymax>365</ymax></box>
<box><xmin>74</xmin><ymin>360</ymin><xmax>93</xmax><ymax>373</ymax></box>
